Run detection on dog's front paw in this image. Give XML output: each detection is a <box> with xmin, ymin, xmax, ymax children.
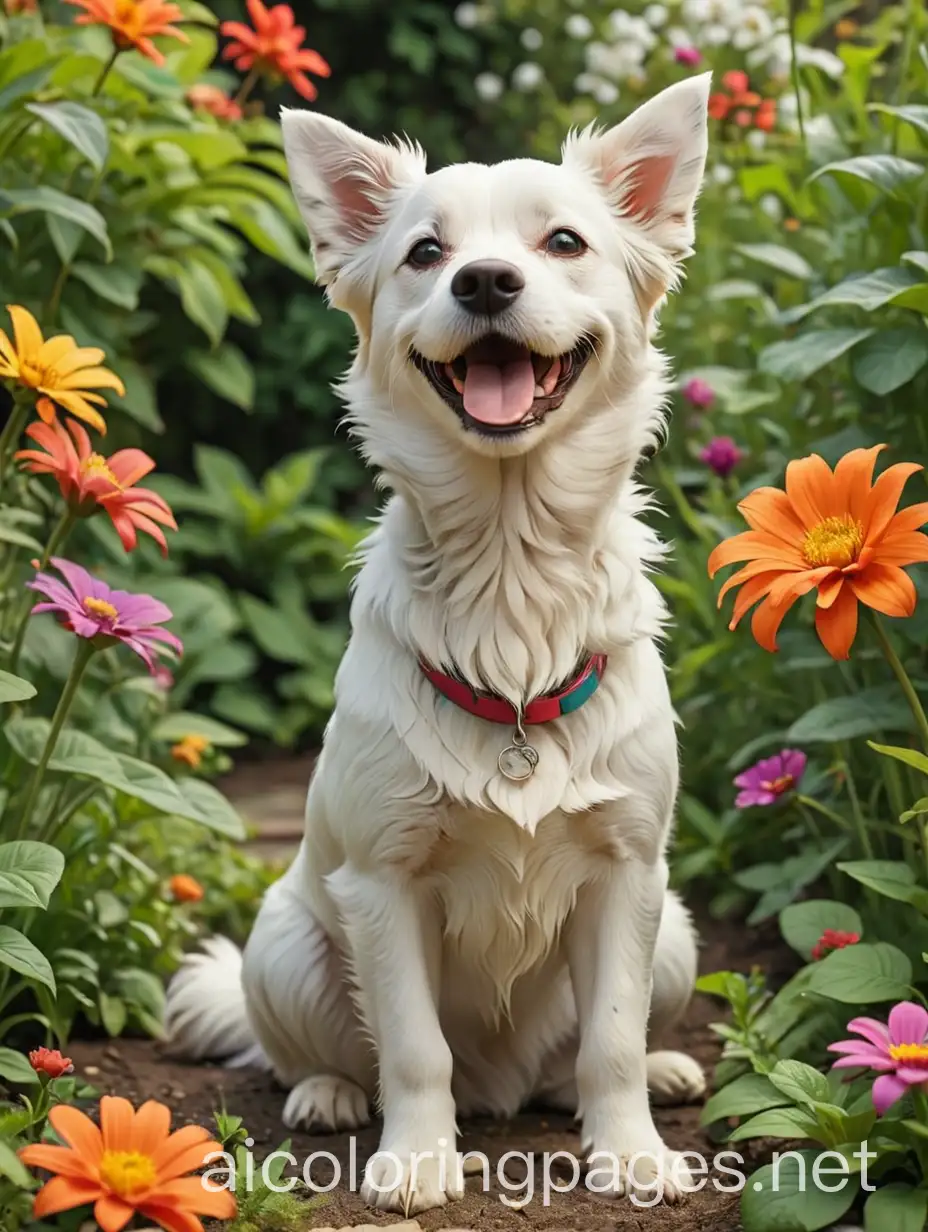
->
<box><xmin>585</xmin><ymin>1132</ymin><xmax>694</xmax><ymax>1205</ymax></box>
<box><xmin>282</xmin><ymin>1074</ymin><xmax>370</xmax><ymax>1131</ymax></box>
<box><xmin>647</xmin><ymin>1050</ymin><xmax>707</xmax><ymax>1106</ymax></box>
<box><xmin>362</xmin><ymin>1142</ymin><xmax>464</xmax><ymax>1214</ymax></box>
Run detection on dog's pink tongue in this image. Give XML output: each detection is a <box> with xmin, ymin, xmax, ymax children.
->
<box><xmin>463</xmin><ymin>360</ymin><xmax>535</xmax><ymax>425</ymax></box>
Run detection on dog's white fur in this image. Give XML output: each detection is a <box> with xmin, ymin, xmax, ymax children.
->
<box><xmin>166</xmin><ymin>75</ymin><xmax>712</xmax><ymax>1214</ymax></box>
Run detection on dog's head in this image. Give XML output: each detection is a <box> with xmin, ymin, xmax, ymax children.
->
<box><xmin>281</xmin><ymin>77</ymin><xmax>709</xmax><ymax>462</ymax></box>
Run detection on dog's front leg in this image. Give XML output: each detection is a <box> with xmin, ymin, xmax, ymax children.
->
<box><xmin>567</xmin><ymin>856</ymin><xmax>693</xmax><ymax>1206</ymax></box>
<box><xmin>327</xmin><ymin>865</ymin><xmax>462</xmax><ymax>1214</ymax></box>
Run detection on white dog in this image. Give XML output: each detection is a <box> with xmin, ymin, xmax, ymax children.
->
<box><xmin>166</xmin><ymin>74</ymin><xmax>711</xmax><ymax>1215</ymax></box>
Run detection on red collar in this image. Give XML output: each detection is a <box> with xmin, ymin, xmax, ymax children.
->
<box><xmin>421</xmin><ymin>653</ymin><xmax>607</xmax><ymax>725</ymax></box>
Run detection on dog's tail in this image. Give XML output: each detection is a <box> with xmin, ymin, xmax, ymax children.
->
<box><xmin>163</xmin><ymin>936</ymin><xmax>269</xmax><ymax>1069</ymax></box>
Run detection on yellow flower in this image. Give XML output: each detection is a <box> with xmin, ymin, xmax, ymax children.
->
<box><xmin>0</xmin><ymin>305</ymin><xmax>125</xmax><ymax>434</ymax></box>
<box><xmin>171</xmin><ymin>734</ymin><xmax>210</xmax><ymax>769</ymax></box>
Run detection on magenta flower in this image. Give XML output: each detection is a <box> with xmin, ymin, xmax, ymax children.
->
<box><xmin>733</xmin><ymin>748</ymin><xmax>806</xmax><ymax>807</ymax></box>
<box><xmin>674</xmin><ymin>46</ymin><xmax>702</xmax><ymax>66</ymax></box>
<box><xmin>828</xmin><ymin>1003</ymin><xmax>928</xmax><ymax>1115</ymax></box>
<box><xmin>700</xmin><ymin>435</ymin><xmax>743</xmax><ymax>478</ymax></box>
<box><xmin>682</xmin><ymin>377</ymin><xmax>715</xmax><ymax>408</ymax></box>
<box><xmin>28</xmin><ymin>558</ymin><xmax>182</xmax><ymax>674</ymax></box>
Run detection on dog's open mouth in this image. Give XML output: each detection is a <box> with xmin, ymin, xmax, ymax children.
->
<box><xmin>411</xmin><ymin>333</ymin><xmax>594</xmax><ymax>435</ymax></box>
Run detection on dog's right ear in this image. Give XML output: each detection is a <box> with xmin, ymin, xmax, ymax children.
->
<box><xmin>280</xmin><ymin>110</ymin><xmax>427</xmax><ymax>284</ymax></box>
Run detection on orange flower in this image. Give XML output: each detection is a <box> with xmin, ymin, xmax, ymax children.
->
<box><xmin>18</xmin><ymin>1095</ymin><xmax>234</xmax><ymax>1232</ymax></box>
<box><xmin>783</xmin><ymin>217</ymin><xmax>801</xmax><ymax>232</ymax></box>
<box><xmin>835</xmin><ymin>17</ymin><xmax>859</xmax><ymax>39</ymax></box>
<box><xmin>170</xmin><ymin>734</ymin><xmax>210</xmax><ymax>769</ymax></box>
<box><xmin>220</xmin><ymin>0</ymin><xmax>331</xmax><ymax>101</ymax></box>
<box><xmin>65</xmin><ymin>0</ymin><xmax>189</xmax><ymax>66</ymax></box>
<box><xmin>708</xmin><ymin>92</ymin><xmax>730</xmax><ymax>120</ymax></box>
<box><xmin>709</xmin><ymin>446</ymin><xmax>928</xmax><ymax>660</ymax></box>
<box><xmin>169</xmin><ymin>874</ymin><xmax>204</xmax><ymax>903</ymax></box>
<box><xmin>754</xmin><ymin>98</ymin><xmax>777</xmax><ymax>131</ymax></box>
<box><xmin>29</xmin><ymin>1047</ymin><xmax>73</xmax><ymax>1078</ymax></box>
<box><xmin>15</xmin><ymin>418</ymin><xmax>176</xmax><ymax>555</ymax></box>
<box><xmin>186</xmin><ymin>84</ymin><xmax>243</xmax><ymax>121</ymax></box>
<box><xmin>0</xmin><ymin>305</ymin><xmax>123</xmax><ymax>434</ymax></box>
<box><xmin>5</xmin><ymin>0</ymin><xmax>39</xmax><ymax>13</ymax></box>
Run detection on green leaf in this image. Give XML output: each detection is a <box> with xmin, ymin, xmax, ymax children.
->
<box><xmin>737</xmin><ymin>243</ymin><xmax>814</xmax><ymax>280</ymax></box>
<box><xmin>729</xmin><ymin>1104</ymin><xmax>821</xmax><ymax>1143</ymax></box>
<box><xmin>0</xmin><ymin>186</ymin><xmax>111</xmax><ymax>259</ymax></box>
<box><xmin>701</xmin><ymin>1073</ymin><xmax>788</xmax><ymax>1126</ymax></box>
<box><xmin>187</xmin><ymin>343</ymin><xmax>255</xmax><ymax>411</ymax></box>
<box><xmin>171</xmin><ymin>778</ymin><xmax>246</xmax><ymax>840</ymax></box>
<box><xmin>0</xmin><ymin>1138</ymin><xmax>37</xmax><ymax>1189</ymax></box>
<box><xmin>46</xmin><ymin>213</ymin><xmax>84</xmax><ymax>264</ymax></box>
<box><xmin>768</xmin><ymin>1060</ymin><xmax>832</xmax><ymax>1108</ymax></box>
<box><xmin>869</xmin><ymin>103</ymin><xmax>928</xmax><ymax>139</ymax></box>
<box><xmin>107</xmin><ymin>357</ymin><xmax>163</xmax><ymax>432</ymax></box>
<box><xmin>780</xmin><ymin>900</ymin><xmax>863</xmax><ymax>961</ymax></box>
<box><xmin>147</xmin><ymin>256</ymin><xmax>227</xmax><ymax>346</ymax></box>
<box><xmin>0</xmin><ymin>926</ymin><xmax>54</xmax><ymax>992</ymax></box>
<box><xmin>810</xmin><ymin>155</ymin><xmax>923</xmax><ymax>196</ymax></box>
<box><xmin>853</xmin><ymin>328</ymin><xmax>928</xmax><ymax>395</ymax></box>
<box><xmin>868</xmin><ymin>742</ymin><xmax>928</xmax><ymax>776</ymax></box>
<box><xmin>151</xmin><ymin>711</ymin><xmax>248</xmax><ymax>747</ymax></box>
<box><xmin>805</xmin><ymin>942</ymin><xmax>913</xmax><ymax>1004</ymax></box>
<box><xmin>0</xmin><ymin>1047</ymin><xmax>39</xmax><ymax>1085</ymax></box>
<box><xmin>71</xmin><ymin>260</ymin><xmax>142</xmax><ymax>311</ymax></box>
<box><xmin>129</xmin><ymin>125</ymin><xmax>247</xmax><ymax>170</ymax></box>
<box><xmin>99</xmin><ymin>992</ymin><xmax>127</xmax><ymax>1037</ymax></box>
<box><xmin>25</xmin><ymin>101</ymin><xmax>109</xmax><ymax>171</ymax></box>
<box><xmin>788</xmin><ymin>688</ymin><xmax>915</xmax><ymax>742</ymax></box>
<box><xmin>759</xmin><ymin>328</ymin><xmax>874</xmax><ymax>382</ymax></box>
<box><xmin>0</xmin><ymin>670</ymin><xmax>36</xmax><ymax>704</ymax></box>
<box><xmin>741</xmin><ymin>1150</ymin><xmax>857</xmax><ymax>1231</ymax></box>
<box><xmin>226</xmin><ymin>199</ymin><xmax>314</xmax><ymax>279</ymax></box>
<box><xmin>0</xmin><ymin>841</ymin><xmax>65</xmax><ymax>910</ymax></box>
<box><xmin>837</xmin><ymin>859</ymin><xmax>928</xmax><ymax>912</ymax></box>
<box><xmin>94</xmin><ymin>889</ymin><xmax>128</xmax><ymax>928</ymax></box>
<box><xmin>790</xmin><ymin>267</ymin><xmax>924</xmax><ymax>320</ymax></box>
<box><xmin>864</xmin><ymin>1184</ymin><xmax>928</xmax><ymax>1232</ymax></box>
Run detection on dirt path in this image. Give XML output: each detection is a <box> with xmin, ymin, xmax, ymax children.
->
<box><xmin>68</xmin><ymin>916</ymin><xmax>790</xmax><ymax>1231</ymax></box>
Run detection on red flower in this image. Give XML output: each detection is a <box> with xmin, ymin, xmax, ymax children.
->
<box><xmin>220</xmin><ymin>0</ymin><xmax>331</xmax><ymax>101</ymax></box>
<box><xmin>812</xmin><ymin>929</ymin><xmax>860</xmax><ymax>961</ymax></box>
<box><xmin>29</xmin><ymin>1048</ymin><xmax>74</xmax><ymax>1079</ymax></box>
<box><xmin>722</xmin><ymin>69</ymin><xmax>749</xmax><ymax>94</ymax></box>
<box><xmin>733</xmin><ymin>108</ymin><xmax>753</xmax><ymax>128</ymax></box>
<box><xmin>186</xmin><ymin>84</ymin><xmax>243</xmax><ymax>121</ymax></box>
<box><xmin>708</xmin><ymin>92</ymin><xmax>730</xmax><ymax>120</ymax></box>
<box><xmin>755</xmin><ymin>99</ymin><xmax>777</xmax><ymax>131</ymax></box>
<box><xmin>16</xmin><ymin>418</ymin><xmax>176</xmax><ymax>555</ymax></box>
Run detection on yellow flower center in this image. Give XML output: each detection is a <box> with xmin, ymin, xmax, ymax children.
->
<box><xmin>760</xmin><ymin>774</ymin><xmax>794</xmax><ymax>796</ymax></box>
<box><xmin>99</xmin><ymin>1149</ymin><xmax>157</xmax><ymax>1198</ymax></box>
<box><xmin>18</xmin><ymin>359</ymin><xmax>58</xmax><ymax>389</ymax></box>
<box><xmin>801</xmin><ymin>514</ymin><xmax>863</xmax><ymax>569</ymax></box>
<box><xmin>83</xmin><ymin>597</ymin><xmax>118</xmax><ymax>621</ymax></box>
<box><xmin>889</xmin><ymin>1043</ymin><xmax>928</xmax><ymax>1066</ymax></box>
<box><xmin>81</xmin><ymin>453</ymin><xmax>121</xmax><ymax>487</ymax></box>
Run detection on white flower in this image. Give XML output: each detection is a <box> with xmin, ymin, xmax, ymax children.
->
<box><xmin>512</xmin><ymin>61</ymin><xmax>544</xmax><ymax>91</ymax></box>
<box><xmin>732</xmin><ymin>5</ymin><xmax>774</xmax><ymax>49</ymax></box>
<box><xmin>593</xmin><ymin>79</ymin><xmax>620</xmax><ymax>104</ymax></box>
<box><xmin>587</xmin><ymin>39</ymin><xmax>647</xmax><ymax>81</ymax></box>
<box><xmin>753</xmin><ymin>31</ymin><xmax>791</xmax><ymax>76</ymax></box>
<box><xmin>759</xmin><ymin>192</ymin><xmax>782</xmax><ymax>219</ymax></box>
<box><xmin>798</xmin><ymin>45</ymin><xmax>846</xmax><ymax>78</ymax></box>
<box><xmin>703</xmin><ymin>22</ymin><xmax>731</xmax><ymax>46</ymax></box>
<box><xmin>574</xmin><ymin>72</ymin><xmax>599</xmax><ymax>93</ymax></box>
<box><xmin>644</xmin><ymin>3</ymin><xmax>668</xmax><ymax>27</ymax></box>
<box><xmin>474</xmin><ymin>71</ymin><xmax>504</xmax><ymax>101</ymax></box>
<box><xmin>665</xmin><ymin>25</ymin><xmax>692</xmax><ymax>47</ymax></box>
<box><xmin>682</xmin><ymin>0</ymin><xmax>736</xmax><ymax>24</ymax></box>
<box><xmin>565</xmin><ymin>13</ymin><xmax>593</xmax><ymax>38</ymax></box>
<box><xmin>607</xmin><ymin>9</ymin><xmax>657</xmax><ymax>48</ymax></box>
<box><xmin>746</xmin><ymin>129</ymin><xmax>767</xmax><ymax>152</ymax></box>
<box><xmin>521</xmin><ymin>26</ymin><xmax>543</xmax><ymax>50</ymax></box>
<box><xmin>709</xmin><ymin>162</ymin><xmax>734</xmax><ymax>185</ymax></box>
<box><xmin>455</xmin><ymin>2</ymin><xmax>482</xmax><ymax>29</ymax></box>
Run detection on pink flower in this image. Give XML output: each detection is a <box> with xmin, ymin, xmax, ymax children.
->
<box><xmin>674</xmin><ymin>46</ymin><xmax>702</xmax><ymax>66</ymax></box>
<box><xmin>682</xmin><ymin>377</ymin><xmax>715</xmax><ymax>408</ymax></box>
<box><xmin>811</xmin><ymin>929</ymin><xmax>860</xmax><ymax>961</ymax></box>
<box><xmin>700</xmin><ymin>436</ymin><xmax>743</xmax><ymax>478</ymax></box>
<box><xmin>733</xmin><ymin>748</ymin><xmax>806</xmax><ymax>807</ymax></box>
<box><xmin>28</xmin><ymin>558</ymin><xmax>182</xmax><ymax>674</ymax></box>
<box><xmin>152</xmin><ymin>665</ymin><xmax>175</xmax><ymax>691</ymax></box>
<box><xmin>829</xmin><ymin>1002</ymin><xmax>928</xmax><ymax>1115</ymax></box>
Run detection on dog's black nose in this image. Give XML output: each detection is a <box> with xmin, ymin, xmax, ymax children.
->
<box><xmin>451</xmin><ymin>260</ymin><xmax>525</xmax><ymax>316</ymax></box>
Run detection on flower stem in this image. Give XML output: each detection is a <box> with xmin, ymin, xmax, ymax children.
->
<box><xmin>0</xmin><ymin>395</ymin><xmax>30</xmax><ymax>485</ymax></box>
<box><xmin>233</xmin><ymin>66</ymin><xmax>259</xmax><ymax>108</ymax></box>
<box><xmin>8</xmin><ymin>510</ymin><xmax>76</xmax><ymax>673</ymax></box>
<box><xmin>870</xmin><ymin>612</ymin><xmax>928</xmax><ymax>753</ymax></box>
<box><xmin>15</xmin><ymin>641</ymin><xmax>96</xmax><ymax>839</ymax></box>
<box><xmin>92</xmin><ymin>46</ymin><xmax>120</xmax><ymax>96</ymax></box>
<box><xmin>787</xmin><ymin>0</ymin><xmax>806</xmax><ymax>154</ymax></box>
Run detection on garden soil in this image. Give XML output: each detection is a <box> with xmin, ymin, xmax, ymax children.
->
<box><xmin>68</xmin><ymin>915</ymin><xmax>794</xmax><ymax>1232</ymax></box>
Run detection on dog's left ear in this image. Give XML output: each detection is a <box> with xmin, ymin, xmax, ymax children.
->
<box><xmin>561</xmin><ymin>73</ymin><xmax>711</xmax><ymax>263</ymax></box>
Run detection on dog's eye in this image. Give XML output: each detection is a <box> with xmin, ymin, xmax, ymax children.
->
<box><xmin>407</xmin><ymin>239</ymin><xmax>445</xmax><ymax>268</ymax></box>
<box><xmin>545</xmin><ymin>229</ymin><xmax>586</xmax><ymax>257</ymax></box>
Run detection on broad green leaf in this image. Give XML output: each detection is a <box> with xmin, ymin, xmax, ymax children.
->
<box><xmin>46</xmin><ymin>213</ymin><xmax>84</xmax><ymax>264</ymax></box>
<box><xmin>737</xmin><ymin>243</ymin><xmax>813</xmax><ymax>280</ymax></box>
<box><xmin>0</xmin><ymin>1138</ymin><xmax>36</xmax><ymax>1188</ymax></box>
<box><xmin>865</xmin><ymin>1183</ymin><xmax>928</xmax><ymax>1232</ymax></box>
<box><xmin>107</xmin><ymin>357</ymin><xmax>163</xmax><ymax>432</ymax></box>
<box><xmin>71</xmin><ymin>260</ymin><xmax>142</xmax><ymax>310</ymax></box>
<box><xmin>94</xmin><ymin>890</ymin><xmax>128</xmax><ymax>928</ymax></box>
<box><xmin>788</xmin><ymin>688</ymin><xmax>915</xmax><ymax>742</ymax></box>
<box><xmin>129</xmin><ymin>125</ymin><xmax>247</xmax><ymax>170</ymax></box>
<box><xmin>810</xmin><ymin>155</ymin><xmax>923</xmax><ymax>197</ymax></box>
<box><xmin>0</xmin><ymin>44</ymin><xmax>62</xmax><ymax>110</ymax></box>
<box><xmin>868</xmin><ymin>741</ymin><xmax>928</xmax><ymax>775</ymax></box>
<box><xmin>0</xmin><ymin>926</ymin><xmax>54</xmax><ymax>992</ymax></box>
<box><xmin>152</xmin><ymin>711</ymin><xmax>248</xmax><ymax>747</ymax></box>
<box><xmin>226</xmin><ymin>199</ymin><xmax>314</xmax><ymax>279</ymax></box>
<box><xmin>187</xmin><ymin>343</ymin><xmax>255</xmax><ymax>410</ymax></box>
<box><xmin>789</xmin><ymin>267</ymin><xmax>924</xmax><ymax>321</ymax></box>
<box><xmin>837</xmin><ymin>859</ymin><xmax>928</xmax><ymax>912</ymax></box>
<box><xmin>780</xmin><ymin>900</ymin><xmax>863</xmax><ymax>961</ymax></box>
<box><xmin>172</xmin><ymin>778</ymin><xmax>246</xmax><ymax>840</ymax></box>
<box><xmin>701</xmin><ymin>1073</ymin><xmax>788</xmax><ymax>1126</ymax></box>
<box><xmin>0</xmin><ymin>670</ymin><xmax>36</xmax><ymax>704</ymax></box>
<box><xmin>741</xmin><ymin>1150</ymin><xmax>857</xmax><ymax>1231</ymax></box>
<box><xmin>24</xmin><ymin>100</ymin><xmax>108</xmax><ymax>171</ymax></box>
<box><xmin>0</xmin><ymin>1047</ymin><xmax>39</xmax><ymax>1085</ymax></box>
<box><xmin>768</xmin><ymin>1060</ymin><xmax>832</xmax><ymax>1108</ymax></box>
<box><xmin>804</xmin><ymin>942</ymin><xmax>913</xmax><ymax>1004</ymax></box>
<box><xmin>184</xmin><ymin>248</ymin><xmax>259</xmax><ymax>325</ymax></box>
<box><xmin>901</xmin><ymin>798</ymin><xmax>928</xmax><ymax>824</ymax></box>
<box><xmin>869</xmin><ymin>103</ymin><xmax>928</xmax><ymax>138</ymax></box>
<box><xmin>0</xmin><ymin>841</ymin><xmax>65</xmax><ymax>910</ymax></box>
<box><xmin>0</xmin><ymin>186</ymin><xmax>111</xmax><ymax>259</ymax></box>
<box><xmin>759</xmin><ymin>329</ymin><xmax>874</xmax><ymax>382</ymax></box>
<box><xmin>99</xmin><ymin>991</ymin><xmax>127</xmax><ymax>1037</ymax></box>
<box><xmin>903</xmin><ymin>250</ymin><xmax>928</xmax><ymax>277</ymax></box>
<box><xmin>853</xmin><ymin>329</ymin><xmax>928</xmax><ymax>395</ymax></box>
<box><xmin>728</xmin><ymin>1104</ymin><xmax>821</xmax><ymax>1143</ymax></box>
